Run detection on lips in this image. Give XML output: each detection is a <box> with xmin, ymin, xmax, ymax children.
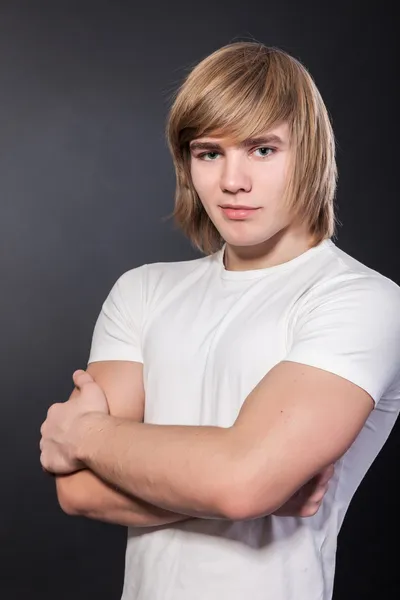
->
<box><xmin>220</xmin><ymin>206</ymin><xmax>260</xmax><ymax>220</ymax></box>
<box><xmin>220</xmin><ymin>205</ymin><xmax>257</xmax><ymax>210</ymax></box>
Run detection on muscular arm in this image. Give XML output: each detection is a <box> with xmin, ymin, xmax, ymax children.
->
<box><xmin>70</xmin><ymin>361</ymin><xmax>374</xmax><ymax>520</ymax></box>
<box><xmin>55</xmin><ymin>361</ymin><xmax>192</xmax><ymax>527</ymax></box>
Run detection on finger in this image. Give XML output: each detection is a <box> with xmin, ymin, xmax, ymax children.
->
<box><xmin>309</xmin><ymin>483</ymin><xmax>329</xmax><ymax>504</ymax></box>
<box><xmin>311</xmin><ymin>464</ymin><xmax>335</xmax><ymax>488</ymax></box>
<box><xmin>299</xmin><ymin>502</ymin><xmax>321</xmax><ymax>517</ymax></box>
<box><xmin>72</xmin><ymin>369</ymin><xmax>94</xmax><ymax>389</ymax></box>
<box><xmin>297</xmin><ymin>473</ymin><xmax>330</xmax><ymax>504</ymax></box>
<box><xmin>40</xmin><ymin>453</ymin><xmax>50</xmax><ymax>472</ymax></box>
<box><xmin>317</xmin><ymin>464</ymin><xmax>335</xmax><ymax>486</ymax></box>
<box><xmin>298</xmin><ymin>486</ymin><xmax>328</xmax><ymax>516</ymax></box>
<box><xmin>47</xmin><ymin>402</ymin><xmax>62</xmax><ymax>417</ymax></box>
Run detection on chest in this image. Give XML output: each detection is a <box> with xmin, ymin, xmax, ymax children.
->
<box><xmin>141</xmin><ymin>278</ymin><xmax>296</xmax><ymax>425</ymax></box>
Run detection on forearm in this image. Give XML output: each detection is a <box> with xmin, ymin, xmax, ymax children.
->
<box><xmin>76</xmin><ymin>414</ymin><xmax>237</xmax><ymax>519</ymax></box>
<box><xmin>56</xmin><ymin>470</ymin><xmax>192</xmax><ymax>527</ymax></box>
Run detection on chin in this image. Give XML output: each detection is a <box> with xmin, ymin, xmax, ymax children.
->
<box><xmin>221</xmin><ymin>234</ymin><xmax>270</xmax><ymax>248</ymax></box>
<box><xmin>219</xmin><ymin>220</ymin><xmax>292</xmax><ymax>248</ymax></box>
<box><xmin>219</xmin><ymin>227</ymin><xmax>276</xmax><ymax>248</ymax></box>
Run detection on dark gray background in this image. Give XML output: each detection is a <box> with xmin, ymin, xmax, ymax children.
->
<box><xmin>0</xmin><ymin>1</ymin><xmax>398</xmax><ymax>598</ymax></box>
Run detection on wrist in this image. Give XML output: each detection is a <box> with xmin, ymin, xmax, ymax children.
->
<box><xmin>75</xmin><ymin>412</ymin><xmax>111</xmax><ymax>465</ymax></box>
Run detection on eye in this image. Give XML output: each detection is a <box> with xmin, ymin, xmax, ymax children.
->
<box><xmin>198</xmin><ymin>151</ymin><xmax>220</xmax><ymax>161</ymax></box>
<box><xmin>253</xmin><ymin>147</ymin><xmax>275</xmax><ymax>158</ymax></box>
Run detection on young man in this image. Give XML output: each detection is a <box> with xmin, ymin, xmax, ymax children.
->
<box><xmin>40</xmin><ymin>43</ymin><xmax>400</xmax><ymax>600</ymax></box>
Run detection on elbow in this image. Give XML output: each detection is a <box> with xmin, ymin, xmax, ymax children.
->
<box><xmin>58</xmin><ymin>495</ymin><xmax>80</xmax><ymax>516</ymax></box>
<box><xmin>219</xmin><ymin>485</ymin><xmax>276</xmax><ymax>521</ymax></box>
<box><xmin>218</xmin><ymin>488</ymin><xmax>260</xmax><ymax>522</ymax></box>
<box><xmin>56</xmin><ymin>478</ymin><xmax>86</xmax><ymax>517</ymax></box>
<box><xmin>207</xmin><ymin>435</ymin><xmax>280</xmax><ymax>521</ymax></box>
<box><xmin>216</xmin><ymin>466</ymin><xmax>277</xmax><ymax>522</ymax></box>
<box><xmin>214</xmin><ymin>479</ymin><xmax>255</xmax><ymax>522</ymax></box>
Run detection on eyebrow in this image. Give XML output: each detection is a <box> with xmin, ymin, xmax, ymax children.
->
<box><xmin>189</xmin><ymin>134</ymin><xmax>286</xmax><ymax>152</ymax></box>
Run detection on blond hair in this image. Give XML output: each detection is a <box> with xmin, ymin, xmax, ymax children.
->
<box><xmin>166</xmin><ymin>42</ymin><xmax>338</xmax><ymax>254</ymax></box>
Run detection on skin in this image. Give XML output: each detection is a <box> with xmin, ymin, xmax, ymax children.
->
<box><xmin>54</xmin><ymin>361</ymin><xmax>195</xmax><ymax>527</ymax></box>
<box><xmin>40</xmin><ymin>365</ymin><xmax>371</xmax><ymax>520</ymax></box>
<box><xmin>39</xmin><ymin>122</ymin><xmax>374</xmax><ymax>523</ymax></box>
<box><xmin>189</xmin><ymin>121</ymin><xmax>315</xmax><ymax>271</ymax></box>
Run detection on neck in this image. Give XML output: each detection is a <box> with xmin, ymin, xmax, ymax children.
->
<box><xmin>223</xmin><ymin>228</ymin><xmax>320</xmax><ymax>272</ymax></box>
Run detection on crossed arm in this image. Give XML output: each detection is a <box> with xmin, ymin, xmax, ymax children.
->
<box><xmin>56</xmin><ymin>361</ymin><xmax>192</xmax><ymax>527</ymax></box>
<box><xmin>54</xmin><ymin>359</ymin><xmax>373</xmax><ymax>524</ymax></box>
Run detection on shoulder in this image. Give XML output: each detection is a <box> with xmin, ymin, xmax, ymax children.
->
<box><xmin>304</xmin><ymin>240</ymin><xmax>400</xmax><ymax>314</ymax></box>
<box><xmin>114</xmin><ymin>252</ymin><xmax>215</xmax><ymax>303</ymax></box>
<box><xmin>287</xmin><ymin>242</ymin><xmax>400</xmax><ymax>402</ymax></box>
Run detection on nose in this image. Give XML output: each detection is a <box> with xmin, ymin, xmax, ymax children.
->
<box><xmin>220</xmin><ymin>154</ymin><xmax>252</xmax><ymax>194</ymax></box>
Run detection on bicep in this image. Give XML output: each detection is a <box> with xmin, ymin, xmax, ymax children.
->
<box><xmin>84</xmin><ymin>268</ymin><xmax>146</xmax><ymax>419</ymax></box>
<box><xmin>56</xmin><ymin>360</ymin><xmax>144</xmax><ymax>511</ymax></box>
<box><xmin>86</xmin><ymin>360</ymin><xmax>145</xmax><ymax>421</ymax></box>
<box><xmin>230</xmin><ymin>361</ymin><xmax>374</xmax><ymax>518</ymax></box>
<box><xmin>227</xmin><ymin>278</ymin><xmax>400</xmax><ymax>519</ymax></box>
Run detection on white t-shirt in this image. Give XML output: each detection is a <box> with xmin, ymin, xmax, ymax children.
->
<box><xmin>88</xmin><ymin>238</ymin><xmax>400</xmax><ymax>600</ymax></box>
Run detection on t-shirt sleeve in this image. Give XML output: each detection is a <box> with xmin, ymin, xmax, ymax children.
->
<box><xmin>87</xmin><ymin>265</ymin><xmax>146</xmax><ymax>365</ymax></box>
<box><xmin>284</xmin><ymin>275</ymin><xmax>400</xmax><ymax>405</ymax></box>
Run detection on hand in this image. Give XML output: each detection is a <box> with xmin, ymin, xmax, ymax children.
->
<box><xmin>40</xmin><ymin>370</ymin><xmax>109</xmax><ymax>475</ymax></box>
<box><xmin>272</xmin><ymin>463</ymin><xmax>335</xmax><ymax>517</ymax></box>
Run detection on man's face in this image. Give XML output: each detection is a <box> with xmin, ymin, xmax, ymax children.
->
<box><xmin>190</xmin><ymin>122</ymin><xmax>296</xmax><ymax>248</ymax></box>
